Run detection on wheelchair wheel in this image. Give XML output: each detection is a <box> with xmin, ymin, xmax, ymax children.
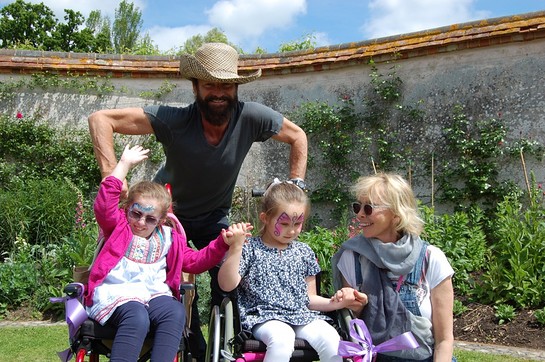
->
<box><xmin>205</xmin><ymin>297</ymin><xmax>235</xmax><ymax>362</ymax></box>
<box><xmin>205</xmin><ymin>305</ymin><xmax>221</xmax><ymax>362</ymax></box>
<box><xmin>221</xmin><ymin>297</ymin><xmax>234</xmax><ymax>357</ymax></box>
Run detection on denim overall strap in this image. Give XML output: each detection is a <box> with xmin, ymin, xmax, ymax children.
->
<box><xmin>396</xmin><ymin>242</ymin><xmax>429</xmax><ymax>316</ymax></box>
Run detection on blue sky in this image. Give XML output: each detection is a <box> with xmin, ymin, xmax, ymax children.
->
<box><xmin>1</xmin><ymin>0</ymin><xmax>544</xmax><ymax>53</ymax></box>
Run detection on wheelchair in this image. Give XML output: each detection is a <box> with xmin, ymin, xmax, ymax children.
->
<box><xmin>205</xmin><ymin>291</ymin><xmax>355</xmax><ymax>362</ymax></box>
<box><xmin>52</xmin><ymin>274</ymin><xmax>196</xmax><ymax>362</ymax></box>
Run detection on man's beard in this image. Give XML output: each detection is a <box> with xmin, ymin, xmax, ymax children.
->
<box><xmin>196</xmin><ymin>92</ymin><xmax>238</xmax><ymax>126</ymax></box>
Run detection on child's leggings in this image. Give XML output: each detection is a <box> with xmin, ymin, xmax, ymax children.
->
<box><xmin>107</xmin><ymin>295</ymin><xmax>185</xmax><ymax>362</ymax></box>
<box><xmin>252</xmin><ymin>318</ymin><xmax>342</xmax><ymax>362</ymax></box>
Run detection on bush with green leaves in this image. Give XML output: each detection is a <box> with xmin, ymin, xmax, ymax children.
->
<box><xmin>0</xmin><ymin>114</ymin><xmax>101</xmax><ymax>195</ymax></box>
<box><xmin>494</xmin><ymin>303</ymin><xmax>516</xmax><ymax>325</ymax></box>
<box><xmin>453</xmin><ymin>299</ymin><xmax>468</xmax><ymax>317</ymax></box>
<box><xmin>0</xmin><ymin>178</ymin><xmax>81</xmax><ymax>253</ymax></box>
<box><xmin>0</xmin><ymin>235</ymin><xmax>74</xmax><ymax>317</ymax></box>
<box><xmin>477</xmin><ymin>183</ymin><xmax>545</xmax><ymax>308</ymax></box>
<box><xmin>534</xmin><ymin>308</ymin><xmax>545</xmax><ymax>326</ymax></box>
<box><xmin>421</xmin><ymin>205</ymin><xmax>488</xmax><ymax>297</ymax></box>
<box><xmin>298</xmin><ymin>215</ymin><xmax>360</xmax><ymax>296</ymax></box>
<box><xmin>296</xmin><ymin>98</ymin><xmax>371</xmax><ymax>221</ymax></box>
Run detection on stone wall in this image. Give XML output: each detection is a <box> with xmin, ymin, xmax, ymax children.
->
<box><xmin>2</xmin><ymin>11</ymin><xmax>545</xmax><ymax>223</ymax></box>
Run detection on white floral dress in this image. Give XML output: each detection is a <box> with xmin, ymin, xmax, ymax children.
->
<box><xmin>237</xmin><ymin>236</ymin><xmax>326</xmax><ymax>330</ymax></box>
<box><xmin>86</xmin><ymin>226</ymin><xmax>173</xmax><ymax>325</ymax></box>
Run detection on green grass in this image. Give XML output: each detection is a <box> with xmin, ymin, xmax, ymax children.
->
<box><xmin>0</xmin><ymin>325</ymin><xmax>541</xmax><ymax>361</ymax></box>
<box><xmin>0</xmin><ymin>325</ymin><xmax>67</xmax><ymax>362</ymax></box>
<box><xmin>454</xmin><ymin>349</ymin><xmax>540</xmax><ymax>361</ymax></box>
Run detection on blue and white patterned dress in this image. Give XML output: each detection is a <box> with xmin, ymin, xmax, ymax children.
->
<box><xmin>237</xmin><ymin>236</ymin><xmax>326</xmax><ymax>330</ymax></box>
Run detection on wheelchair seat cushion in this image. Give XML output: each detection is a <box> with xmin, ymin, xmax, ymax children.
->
<box><xmin>80</xmin><ymin>319</ymin><xmax>118</xmax><ymax>340</ymax></box>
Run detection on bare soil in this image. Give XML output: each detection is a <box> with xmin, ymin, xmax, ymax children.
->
<box><xmin>453</xmin><ymin>302</ymin><xmax>545</xmax><ymax>350</ymax></box>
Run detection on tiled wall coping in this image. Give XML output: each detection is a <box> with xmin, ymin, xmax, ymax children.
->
<box><xmin>0</xmin><ymin>11</ymin><xmax>543</xmax><ymax>78</ymax></box>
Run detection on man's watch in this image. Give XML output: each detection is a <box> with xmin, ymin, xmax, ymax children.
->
<box><xmin>289</xmin><ymin>178</ymin><xmax>307</xmax><ymax>191</ymax></box>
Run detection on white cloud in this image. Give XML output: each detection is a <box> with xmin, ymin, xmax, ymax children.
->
<box><xmin>362</xmin><ymin>0</ymin><xmax>490</xmax><ymax>39</ymax></box>
<box><xmin>15</xmin><ymin>0</ymin><xmax>116</xmax><ymax>19</ymax></box>
<box><xmin>146</xmin><ymin>25</ymin><xmax>212</xmax><ymax>52</ymax></box>
<box><xmin>313</xmin><ymin>32</ymin><xmax>331</xmax><ymax>47</ymax></box>
<box><xmin>205</xmin><ymin>0</ymin><xmax>307</xmax><ymax>45</ymax></box>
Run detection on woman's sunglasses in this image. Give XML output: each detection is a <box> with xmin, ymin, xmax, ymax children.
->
<box><xmin>127</xmin><ymin>209</ymin><xmax>159</xmax><ymax>226</ymax></box>
<box><xmin>352</xmin><ymin>201</ymin><xmax>388</xmax><ymax>216</ymax></box>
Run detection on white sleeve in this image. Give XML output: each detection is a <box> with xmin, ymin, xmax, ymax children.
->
<box><xmin>426</xmin><ymin>245</ymin><xmax>455</xmax><ymax>290</ymax></box>
<box><xmin>337</xmin><ymin>250</ymin><xmax>358</xmax><ymax>287</ymax></box>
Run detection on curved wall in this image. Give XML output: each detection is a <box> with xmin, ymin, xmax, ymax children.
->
<box><xmin>1</xmin><ymin>11</ymin><xmax>545</xmax><ymax>222</ymax></box>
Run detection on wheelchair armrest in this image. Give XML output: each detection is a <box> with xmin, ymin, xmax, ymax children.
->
<box><xmin>64</xmin><ymin>283</ymin><xmax>84</xmax><ymax>298</ymax></box>
<box><xmin>180</xmin><ymin>283</ymin><xmax>194</xmax><ymax>295</ymax></box>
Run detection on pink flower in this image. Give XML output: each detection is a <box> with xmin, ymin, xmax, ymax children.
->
<box><xmin>16</xmin><ymin>112</ymin><xmax>23</xmax><ymax>119</ymax></box>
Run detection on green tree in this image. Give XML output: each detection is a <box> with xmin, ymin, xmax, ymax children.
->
<box><xmin>131</xmin><ymin>32</ymin><xmax>160</xmax><ymax>55</ymax></box>
<box><xmin>180</xmin><ymin>27</ymin><xmax>241</xmax><ymax>55</ymax></box>
<box><xmin>252</xmin><ymin>46</ymin><xmax>267</xmax><ymax>54</ymax></box>
<box><xmin>278</xmin><ymin>33</ymin><xmax>316</xmax><ymax>52</ymax></box>
<box><xmin>47</xmin><ymin>9</ymin><xmax>96</xmax><ymax>52</ymax></box>
<box><xmin>86</xmin><ymin>10</ymin><xmax>113</xmax><ymax>52</ymax></box>
<box><xmin>0</xmin><ymin>0</ymin><xmax>56</xmax><ymax>49</ymax></box>
<box><xmin>112</xmin><ymin>0</ymin><xmax>143</xmax><ymax>53</ymax></box>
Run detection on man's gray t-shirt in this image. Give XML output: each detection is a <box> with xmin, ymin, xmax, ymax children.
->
<box><xmin>145</xmin><ymin>101</ymin><xmax>283</xmax><ymax>220</ymax></box>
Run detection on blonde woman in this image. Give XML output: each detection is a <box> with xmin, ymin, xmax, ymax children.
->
<box><xmin>332</xmin><ymin>173</ymin><xmax>455</xmax><ymax>362</ymax></box>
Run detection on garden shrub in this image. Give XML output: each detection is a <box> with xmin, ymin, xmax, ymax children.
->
<box><xmin>421</xmin><ymin>205</ymin><xmax>488</xmax><ymax>297</ymax></box>
<box><xmin>0</xmin><ymin>178</ymin><xmax>79</xmax><ymax>254</ymax></box>
<box><xmin>0</xmin><ymin>114</ymin><xmax>101</xmax><ymax>195</ymax></box>
<box><xmin>477</xmin><ymin>189</ymin><xmax>545</xmax><ymax>308</ymax></box>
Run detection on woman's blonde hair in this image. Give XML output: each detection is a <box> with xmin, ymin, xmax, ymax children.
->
<box><xmin>259</xmin><ymin>181</ymin><xmax>310</xmax><ymax>235</ymax></box>
<box><xmin>351</xmin><ymin>173</ymin><xmax>424</xmax><ymax>236</ymax></box>
<box><xmin>121</xmin><ymin>181</ymin><xmax>171</xmax><ymax>222</ymax></box>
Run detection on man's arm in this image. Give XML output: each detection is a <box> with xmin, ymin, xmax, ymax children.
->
<box><xmin>271</xmin><ymin>117</ymin><xmax>308</xmax><ymax>179</ymax></box>
<box><xmin>88</xmin><ymin>107</ymin><xmax>154</xmax><ymax>178</ymax></box>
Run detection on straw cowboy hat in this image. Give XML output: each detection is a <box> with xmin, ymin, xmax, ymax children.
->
<box><xmin>179</xmin><ymin>43</ymin><xmax>261</xmax><ymax>84</ymax></box>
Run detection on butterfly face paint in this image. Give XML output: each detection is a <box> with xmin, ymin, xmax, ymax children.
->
<box><xmin>127</xmin><ymin>203</ymin><xmax>159</xmax><ymax>227</ymax></box>
<box><xmin>131</xmin><ymin>202</ymin><xmax>155</xmax><ymax>213</ymax></box>
<box><xmin>274</xmin><ymin>212</ymin><xmax>305</xmax><ymax>236</ymax></box>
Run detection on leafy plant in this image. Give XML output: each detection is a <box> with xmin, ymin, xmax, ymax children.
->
<box><xmin>421</xmin><ymin>205</ymin><xmax>487</xmax><ymax>297</ymax></box>
<box><xmin>494</xmin><ymin>304</ymin><xmax>516</xmax><ymax>325</ymax></box>
<box><xmin>0</xmin><ymin>114</ymin><xmax>101</xmax><ymax>194</ymax></box>
<box><xmin>278</xmin><ymin>33</ymin><xmax>316</xmax><ymax>52</ymax></box>
<box><xmin>534</xmin><ymin>308</ymin><xmax>545</xmax><ymax>326</ymax></box>
<box><xmin>139</xmin><ymin>79</ymin><xmax>176</xmax><ymax>99</ymax></box>
<box><xmin>296</xmin><ymin>97</ymin><xmax>371</xmax><ymax>221</ymax></box>
<box><xmin>299</xmin><ymin>218</ymin><xmax>352</xmax><ymax>296</ymax></box>
<box><xmin>453</xmin><ymin>299</ymin><xmax>468</xmax><ymax>317</ymax></box>
<box><xmin>62</xmin><ymin>179</ymin><xmax>99</xmax><ymax>267</ymax></box>
<box><xmin>478</xmin><ymin>180</ymin><xmax>545</xmax><ymax>308</ymax></box>
<box><xmin>436</xmin><ymin>105</ymin><xmax>519</xmax><ymax>212</ymax></box>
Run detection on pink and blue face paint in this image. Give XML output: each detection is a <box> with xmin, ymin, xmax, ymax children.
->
<box><xmin>274</xmin><ymin>212</ymin><xmax>305</xmax><ymax>236</ymax></box>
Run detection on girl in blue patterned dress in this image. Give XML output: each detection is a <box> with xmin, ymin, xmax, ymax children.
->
<box><xmin>218</xmin><ymin>180</ymin><xmax>367</xmax><ymax>362</ymax></box>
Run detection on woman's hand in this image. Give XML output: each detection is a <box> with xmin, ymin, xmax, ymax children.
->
<box><xmin>331</xmin><ymin>287</ymin><xmax>368</xmax><ymax>314</ymax></box>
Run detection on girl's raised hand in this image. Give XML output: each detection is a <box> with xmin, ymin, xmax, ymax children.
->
<box><xmin>119</xmin><ymin>144</ymin><xmax>150</xmax><ymax>167</ymax></box>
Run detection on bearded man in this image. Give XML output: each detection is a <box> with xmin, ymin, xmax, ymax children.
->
<box><xmin>87</xmin><ymin>42</ymin><xmax>308</xmax><ymax>362</ymax></box>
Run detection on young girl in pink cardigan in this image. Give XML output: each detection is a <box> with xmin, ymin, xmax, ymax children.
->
<box><xmin>86</xmin><ymin>144</ymin><xmax>251</xmax><ymax>362</ymax></box>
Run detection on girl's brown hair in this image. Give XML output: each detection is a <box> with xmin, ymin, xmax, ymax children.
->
<box><xmin>121</xmin><ymin>181</ymin><xmax>171</xmax><ymax>222</ymax></box>
<box><xmin>259</xmin><ymin>181</ymin><xmax>310</xmax><ymax>235</ymax></box>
